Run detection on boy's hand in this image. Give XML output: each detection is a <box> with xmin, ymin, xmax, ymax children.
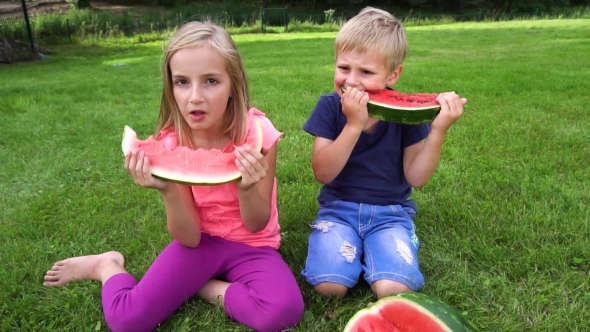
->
<box><xmin>124</xmin><ymin>151</ymin><xmax>169</xmax><ymax>191</ymax></box>
<box><xmin>341</xmin><ymin>87</ymin><xmax>370</xmax><ymax>131</ymax></box>
<box><xmin>431</xmin><ymin>92</ymin><xmax>467</xmax><ymax>134</ymax></box>
<box><xmin>235</xmin><ymin>146</ymin><xmax>268</xmax><ymax>191</ymax></box>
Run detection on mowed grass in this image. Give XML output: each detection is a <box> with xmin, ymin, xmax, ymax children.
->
<box><xmin>1</xmin><ymin>19</ymin><xmax>589</xmax><ymax>331</ymax></box>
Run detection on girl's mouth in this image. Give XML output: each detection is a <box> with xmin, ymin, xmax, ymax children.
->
<box><xmin>189</xmin><ymin>110</ymin><xmax>205</xmax><ymax>121</ymax></box>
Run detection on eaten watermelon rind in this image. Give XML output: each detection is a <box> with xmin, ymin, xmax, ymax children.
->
<box><xmin>121</xmin><ymin>118</ymin><xmax>264</xmax><ymax>186</ymax></box>
<box><xmin>343</xmin><ymin>292</ymin><xmax>479</xmax><ymax>332</ymax></box>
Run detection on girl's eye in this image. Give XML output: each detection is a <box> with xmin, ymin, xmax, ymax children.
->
<box><xmin>206</xmin><ymin>78</ymin><xmax>218</xmax><ymax>84</ymax></box>
<box><xmin>175</xmin><ymin>79</ymin><xmax>188</xmax><ymax>85</ymax></box>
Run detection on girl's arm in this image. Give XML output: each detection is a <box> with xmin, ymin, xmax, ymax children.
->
<box><xmin>125</xmin><ymin>151</ymin><xmax>201</xmax><ymax>248</ymax></box>
<box><xmin>160</xmin><ymin>184</ymin><xmax>201</xmax><ymax>247</ymax></box>
<box><xmin>235</xmin><ymin>143</ymin><xmax>278</xmax><ymax>233</ymax></box>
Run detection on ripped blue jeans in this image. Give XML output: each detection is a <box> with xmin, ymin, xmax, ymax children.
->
<box><xmin>301</xmin><ymin>200</ymin><xmax>424</xmax><ymax>291</ymax></box>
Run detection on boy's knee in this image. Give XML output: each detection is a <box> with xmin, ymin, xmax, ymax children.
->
<box><xmin>371</xmin><ymin>279</ymin><xmax>412</xmax><ymax>299</ymax></box>
<box><xmin>314</xmin><ymin>282</ymin><xmax>349</xmax><ymax>298</ymax></box>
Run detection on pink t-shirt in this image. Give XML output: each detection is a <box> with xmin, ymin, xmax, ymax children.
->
<box><xmin>159</xmin><ymin>108</ymin><xmax>283</xmax><ymax>249</ymax></box>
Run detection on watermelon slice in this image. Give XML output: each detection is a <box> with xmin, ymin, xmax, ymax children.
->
<box><xmin>343</xmin><ymin>292</ymin><xmax>479</xmax><ymax>332</ymax></box>
<box><xmin>121</xmin><ymin>118</ymin><xmax>263</xmax><ymax>185</ymax></box>
<box><xmin>342</xmin><ymin>88</ymin><xmax>441</xmax><ymax>125</ymax></box>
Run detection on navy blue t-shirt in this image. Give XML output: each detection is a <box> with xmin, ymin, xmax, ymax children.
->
<box><xmin>303</xmin><ymin>92</ymin><xmax>430</xmax><ymax>211</ymax></box>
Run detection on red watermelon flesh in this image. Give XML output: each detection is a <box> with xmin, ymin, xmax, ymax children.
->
<box><xmin>121</xmin><ymin>118</ymin><xmax>263</xmax><ymax>185</ymax></box>
<box><xmin>343</xmin><ymin>292</ymin><xmax>479</xmax><ymax>332</ymax></box>
<box><xmin>366</xmin><ymin>90</ymin><xmax>440</xmax><ymax>111</ymax></box>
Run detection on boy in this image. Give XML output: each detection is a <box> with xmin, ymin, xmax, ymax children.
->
<box><xmin>301</xmin><ymin>7</ymin><xmax>467</xmax><ymax>299</ymax></box>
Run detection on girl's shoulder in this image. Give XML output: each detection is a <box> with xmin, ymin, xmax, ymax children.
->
<box><xmin>158</xmin><ymin>127</ymin><xmax>178</xmax><ymax>151</ymax></box>
<box><xmin>247</xmin><ymin>108</ymin><xmax>282</xmax><ymax>151</ymax></box>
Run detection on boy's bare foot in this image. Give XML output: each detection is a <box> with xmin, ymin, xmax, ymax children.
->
<box><xmin>43</xmin><ymin>251</ymin><xmax>125</xmax><ymax>287</ymax></box>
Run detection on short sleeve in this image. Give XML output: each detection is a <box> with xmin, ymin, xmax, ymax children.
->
<box><xmin>158</xmin><ymin>128</ymin><xmax>178</xmax><ymax>151</ymax></box>
<box><xmin>248</xmin><ymin>108</ymin><xmax>282</xmax><ymax>152</ymax></box>
<box><xmin>401</xmin><ymin>123</ymin><xmax>430</xmax><ymax>149</ymax></box>
<box><xmin>302</xmin><ymin>94</ymin><xmax>339</xmax><ymax>141</ymax></box>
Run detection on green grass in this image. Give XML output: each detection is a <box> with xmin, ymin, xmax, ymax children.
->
<box><xmin>1</xmin><ymin>18</ymin><xmax>589</xmax><ymax>331</ymax></box>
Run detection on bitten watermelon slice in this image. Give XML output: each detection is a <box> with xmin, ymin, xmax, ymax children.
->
<box><xmin>342</xmin><ymin>87</ymin><xmax>441</xmax><ymax>125</ymax></box>
<box><xmin>121</xmin><ymin>118</ymin><xmax>263</xmax><ymax>185</ymax></box>
<box><xmin>366</xmin><ymin>89</ymin><xmax>441</xmax><ymax>125</ymax></box>
<box><xmin>343</xmin><ymin>292</ymin><xmax>479</xmax><ymax>332</ymax></box>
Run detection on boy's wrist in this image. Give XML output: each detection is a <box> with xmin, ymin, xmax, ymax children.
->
<box><xmin>344</xmin><ymin>122</ymin><xmax>364</xmax><ymax>135</ymax></box>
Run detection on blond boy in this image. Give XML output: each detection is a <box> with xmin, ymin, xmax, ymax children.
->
<box><xmin>301</xmin><ymin>7</ymin><xmax>467</xmax><ymax>299</ymax></box>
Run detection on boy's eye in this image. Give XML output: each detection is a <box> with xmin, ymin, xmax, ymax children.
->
<box><xmin>337</xmin><ymin>66</ymin><xmax>349</xmax><ymax>71</ymax></box>
<box><xmin>363</xmin><ymin>70</ymin><xmax>373</xmax><ymax>75</ymax></box>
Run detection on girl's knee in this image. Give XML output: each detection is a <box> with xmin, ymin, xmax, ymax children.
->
<box><xmin>250</xmin><ymin>292</ymin><xmax>304</xmax><ymax>332</ymax></box>
<box><xmin>314</xmin><ymin>282</ymin><xmax>348</xmax><ymax>298</ymax></box>
<box><xmin>371</xmin><ymin>279</ymin><xmax>412</xmax><ymax>299</ymax></box>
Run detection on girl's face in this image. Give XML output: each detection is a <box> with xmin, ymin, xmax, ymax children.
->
<box><xmin>334</xmin><ymin>49</ymin><xmax>401</xmax><ymax>95</ymax></box>
<box><xmin>170</xmin><ymin>46</ymin><xmax>232</xmax><ymax>137</ymax></box>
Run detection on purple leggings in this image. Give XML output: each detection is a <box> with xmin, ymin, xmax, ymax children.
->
<box><xmin>101</xmin><ymin>233</ymin><xmax>304</xmax><ymax>332</ymax></box>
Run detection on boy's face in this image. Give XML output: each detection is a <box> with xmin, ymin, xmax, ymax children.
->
<box><xmin>334</xmin><ymin>49</ymin><xmax>401</xmax><ymax>95</ymax></box>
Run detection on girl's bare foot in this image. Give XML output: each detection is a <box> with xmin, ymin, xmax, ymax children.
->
<box><xmin>43</xmin><ymin>251</ymin><xmax>125</xmax><ymax>287</ymax></box>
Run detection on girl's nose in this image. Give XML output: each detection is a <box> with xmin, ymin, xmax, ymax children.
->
<box><xmin>189</xmin><ymin>86</ymin><xmax>204</xmax><ymax>104</ymax></box>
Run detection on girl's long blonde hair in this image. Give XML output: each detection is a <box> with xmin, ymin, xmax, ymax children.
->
<box><xmin>155</xmin><ymin>21</ymin><xmax>250</xmax><ymax>148</ymax></box>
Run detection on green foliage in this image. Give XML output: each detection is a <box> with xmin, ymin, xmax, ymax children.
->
<box><xmin>66</xmin><ymin>0</ymin><xmax>91</xmax><ymax>10</ymax></box>
<box><xmin>1</xmin><ymin>18</ymin><xmax>590</xmax><ymax>331</ymax></box>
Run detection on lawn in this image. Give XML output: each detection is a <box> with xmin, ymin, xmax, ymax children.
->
<box><xmin>1</xmin><ymin>18</ymin><xmax>589</xmax><ymax>331</ymax></box>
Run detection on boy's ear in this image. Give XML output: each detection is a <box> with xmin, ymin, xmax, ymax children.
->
<box><xmin>387</xmin><ymin>65</ymin><xmax>403</xmax><ymax>86</ymax></box>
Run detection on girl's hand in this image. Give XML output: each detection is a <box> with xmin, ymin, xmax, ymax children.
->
<box><xmin>124</xmin><ymin>151</ymin><xmax>169</xmax><ymax>191</ymax></box>
<box><xmin>431</xmin><ymin>92</ymin><xmax>467</xmax><ymax>134</ymax></box>
<box><xmin>234</xmin><ymin>146</ymin><xmax>268</xmax><ymax>191</ymax></box>
<box><xmin>341</xmin><ymin>87</ymin><xmax>370</xmax><ymax>132</ymax></box>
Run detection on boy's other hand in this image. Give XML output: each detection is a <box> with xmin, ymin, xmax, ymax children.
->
<box><xmin>431</xmin><ymin>92</ymin><xmax>467</xmax><ymax>134</ymax></box>
<box><xmin>341</xmin><ymin>87</ymin><xmax>369</xmax><ymax>131</ymax></box>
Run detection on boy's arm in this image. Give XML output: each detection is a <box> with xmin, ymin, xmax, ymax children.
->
<box><xmin>311</xmin><ymin>88</ymin><xmax>369</xmax><ymax>184</ymax></box>
<box><xmin>312</xmin><ymin>124</ymin><xmax>362</xmax><ymax>184</ymax></box>
<box><xmin>404</xmin><ymin>92</ymin><xmax>467</xmax><ymax>188</ymax></box>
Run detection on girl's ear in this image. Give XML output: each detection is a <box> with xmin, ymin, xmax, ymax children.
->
<box><xmin>387</xmin><ymin>65</ymin><xmax>403</xmax><ymax>86</ymax></box>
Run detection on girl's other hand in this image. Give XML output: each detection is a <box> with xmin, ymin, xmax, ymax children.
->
<box><xmin>234</xmin><ymin>146</ymin><xmax>268</xmax><ymax>191</ymax></box>
<box><xmin>124</xmin><ymin>151</ymin><xmax>169</xmax><ymax>191</ymax></box>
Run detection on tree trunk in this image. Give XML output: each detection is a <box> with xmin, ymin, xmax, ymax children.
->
<box><xmin>262</xmin><ymin>0</ymin><xmax>268</xmax><ymax>8</ymax></box>
<box><xmin>506</xmin><ymin>0</ymin><xmax>514</xmax><ymax>13</ymax></box>
<box><xmin>290</xmin><ymin>0</ymin><xmax>296</xmax><ymax>7</ymax></box>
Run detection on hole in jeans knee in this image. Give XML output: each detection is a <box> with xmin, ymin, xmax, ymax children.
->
<box><xmin>311</xmin><ymin>221</ymin><xmax>333</xmax><ymax>233</ymax></box>
<box><xmin>339</xmin><ymin>241</ymin><xmax>356</xmax><ymax>263</ymax></box>
<box><xmin>393</xmin><ymin>237</ymin><xmax>413</xmax><ymax>264</ymax></box>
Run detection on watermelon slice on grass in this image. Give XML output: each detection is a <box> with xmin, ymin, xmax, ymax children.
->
<box><xmin>121</xmin><ymin>118</ymin><xmax>263</xmax><ymax>185</ymax></box>
<box><xmin>343</xmin><ymin>292</ymin><xmax>479</xmax><ymax>332</ymax></box>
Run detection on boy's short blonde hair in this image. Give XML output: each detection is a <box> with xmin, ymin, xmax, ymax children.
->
<box><xmin>335</xmin><ymin>7</ymin><xmax>408</xmax><ymax>73</ymax></box>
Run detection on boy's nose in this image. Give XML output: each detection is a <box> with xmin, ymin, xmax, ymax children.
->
<box><xmin>346</xmin><ymin>74</ymin><xmax>360</xmax><ymax>86</ymax></box>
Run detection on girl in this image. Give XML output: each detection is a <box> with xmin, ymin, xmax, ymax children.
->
<box><xmin>43</xmin><ymin>21</ymin><xmax>304</xmax><ymax>332</ymax></box>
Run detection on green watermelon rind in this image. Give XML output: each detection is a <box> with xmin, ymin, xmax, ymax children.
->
<box><xmin>121</xmin><ymin>118</ymin><xmax>264</xmax><ymax>186</ymax></box>
<box><xmin>367</xmin><ymin>102</ymin><xmax>441</xmax><ymax>125</ymax></box>
<box><xmin>343</xmin><ymin>292</ymin><xmax>479</xmax><ymax>332</ymax></box>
